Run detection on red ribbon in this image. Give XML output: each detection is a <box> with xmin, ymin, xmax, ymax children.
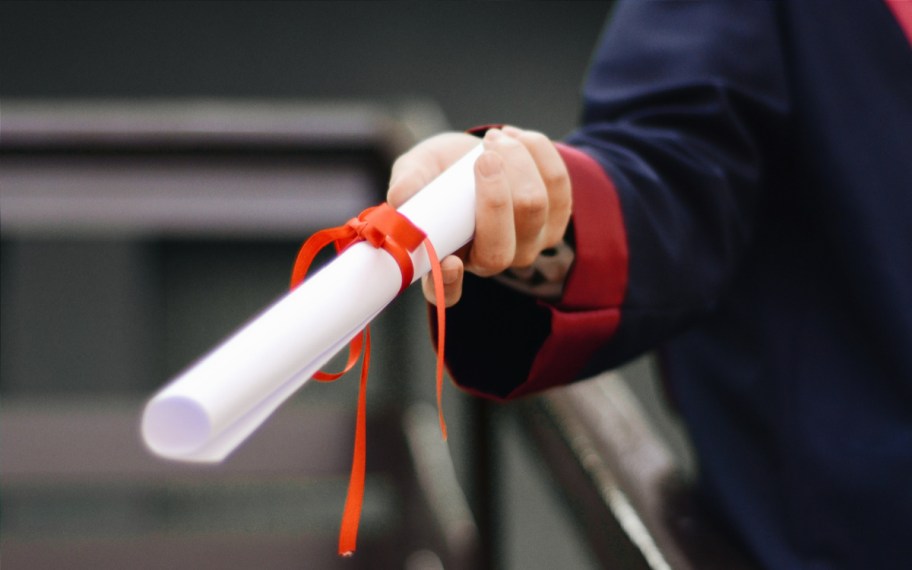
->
<box><xmin>290</xmin><ymin>203</ymin><xmax>447</xmax><ymax>557</ymax></box>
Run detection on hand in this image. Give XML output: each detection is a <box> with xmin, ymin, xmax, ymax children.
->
<box><xmin>387</xmin><ymin>126</ymin><xmax>572</xmax><ymax>307</ymax></box>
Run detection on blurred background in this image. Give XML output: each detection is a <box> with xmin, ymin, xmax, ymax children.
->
<box><xmin>1</xmin><ymin>2</ymin><xmax>694</xmax><ymax>569</ymax></box>
<box><xmin>1</xmin><ymin>1</ymin><xmax>609</xmax><ymax>136</ymax></box>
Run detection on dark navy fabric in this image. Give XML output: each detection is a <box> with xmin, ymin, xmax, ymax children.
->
<box><xmin>573</xmin><ymin>2</ymin><xmax>912</xmax><ymax>568</ymax></box>
<box><xmin>443</xmin><ymin>1</ymin><xmax>912</xmax><ymax>568</ymax></box>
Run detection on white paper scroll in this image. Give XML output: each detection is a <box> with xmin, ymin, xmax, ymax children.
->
<box><xmin>141</xmin><ymin>144</ymin><xmax>483</xmax><ymax>462</ymax></box>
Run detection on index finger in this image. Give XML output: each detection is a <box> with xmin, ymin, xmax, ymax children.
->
<box><xmin>387</xmin><ymin>132</ymin><xmax>480</xmax><ymax>208</ymax></box>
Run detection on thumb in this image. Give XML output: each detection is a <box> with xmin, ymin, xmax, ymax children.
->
<box><xmin>422</xmin><ymin>255</ymin><xmax>464</xmax><ymax>307</ymax></box>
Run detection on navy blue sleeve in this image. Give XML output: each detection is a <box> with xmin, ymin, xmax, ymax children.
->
<box><xmin>566</xmin><ymin>0</ymin><xmax>791</xmax><ymax>376</ymax></box>
<box><xmin>443</xmin><ymin>0</ymin><xmax>791</xmax><ymax>398</ymax></box>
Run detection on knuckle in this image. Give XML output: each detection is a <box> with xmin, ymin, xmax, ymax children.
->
<box><xmin>513</xmin><ymin>187</ymin><xmax>548</xmax><ymax>218</ymax></box>
<box><xmin>513</xmin><ymin>247</ymin><xmax>541</xmax><ymax>268</ymax></box>
<box><xmin>472</xmin><ymin>249</ymin><xmax>512</xmax><ymax>276</ymax></box>
<box><xmin>543</xmin><ymin>226</ymin><xmax>566</xmax><ymax>249</ymax></box>
<box><xmin>478</xmin><ymin>189</ymin><xmax>511</xmax><ymax>212</ymax></box>
<box><xmin>543</xmin><ymin>164</ymin><xmax>570</xmax><ymax>192</ymax></box>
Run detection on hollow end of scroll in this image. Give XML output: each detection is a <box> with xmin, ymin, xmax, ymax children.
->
<box><xmin>141</xmin><ymin>396</ymin><xmax>212</xmax><ymax>458</ymax></box>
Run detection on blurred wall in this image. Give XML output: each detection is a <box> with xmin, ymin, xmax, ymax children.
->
<box><xmin>1</xmin><ymin>1</ymin><xmax>612</xmax><ymax>138</ymax></box>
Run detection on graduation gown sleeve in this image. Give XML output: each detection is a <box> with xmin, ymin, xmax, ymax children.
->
<box><xmin>439</xmin><ymin>0</ymin><xmax>790</xmax><ymax>400</ymax></box>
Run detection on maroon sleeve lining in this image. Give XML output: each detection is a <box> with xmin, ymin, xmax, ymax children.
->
<box><xmin>507</xmin><ymin>144</ymin><xmax>629</xmax><ymax>397</ymax></box>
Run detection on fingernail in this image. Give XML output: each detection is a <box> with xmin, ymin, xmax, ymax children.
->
<box><xmin>502</xmin><ymin>125</ymin><xmax>521</xmax><ymax>137</ymax></box>
<box><xmin>443</xmin><ymin>266</ymin><xmax>459</xmax><ymax>284</ymax></box>
<box><xmin>485</xmin><ymin>128</ymin><xmax>503</xmax><ymax>141</ymax></box>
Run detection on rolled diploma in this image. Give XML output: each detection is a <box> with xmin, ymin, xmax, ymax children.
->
<box><xmin>141</xmin><ymin>144</ymin><xmax>483</xmax><ymax>462</ymax></box>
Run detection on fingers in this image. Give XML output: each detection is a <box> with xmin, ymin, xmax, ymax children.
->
<box><xmin>487</xmin><ymin>128</ymin><xmax>549</xmax><ymax>267</ymax></box>
<box><xmin>502</xmin><ymin>126</ymin><xmax>572</xmax><ymax>249</ymax></box>
<box><xmin>467</xmin><ymin>142</ymin><xmax>517</xmax><ymax>276</ymax></box>
<box><xmin>422</xmin><ymin>255</ymin><xmax>464</xmax><ymax>307</ymax></box>
<box><xmin>388</xmin><ymin>126</ymin><xmax>572</xmax><ymax>308</ymax></box>
<box><xmin>468</xmin><ymin>126</ymin><xmax>571</xmax><ymax>274</ymax></box>
<box><xmin>387</xmin><ymin>132</ymin><xmax>476</xmax><ymax>308</ymax></box>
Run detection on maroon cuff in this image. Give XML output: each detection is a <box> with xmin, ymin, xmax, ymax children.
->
<box><xmin>554</xmin><ymin>143</ymin><xmax>629</xmax><ymax>310</ymax></box>
<box><xmin>508</xmin><ymin>144</ymin><xmax>629</xmax><ymax>397</ymax></box>
<box><xmin>466</xmin><ymin>124</ymin><xmax>504</xmax><ymax>137</ymax></box>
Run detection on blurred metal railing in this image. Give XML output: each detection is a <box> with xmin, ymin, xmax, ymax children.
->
<box><xmin>516</xmin><ymin>373</ymin><xmax>759</xmax><ymax>569</ymax></box>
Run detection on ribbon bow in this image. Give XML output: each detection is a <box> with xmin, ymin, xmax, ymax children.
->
<box><xmin>290</xmin><ymin>203</ymin><xmax>447</xmax><ymax>557</ymax></box>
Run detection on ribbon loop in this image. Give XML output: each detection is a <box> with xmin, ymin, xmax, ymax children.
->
<box><xmin>290</xmin><ymin>202</ymin><xmax>447</xmax><ymax>557</ymax></box>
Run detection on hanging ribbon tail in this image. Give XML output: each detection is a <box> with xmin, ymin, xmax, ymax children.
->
<box><xmin>289</xmin><ymin>202</ymin><xmax>449</xmax><ymax>557</ymax></box>
<box><xmin>338</xmin><ymin>328</ymin><xmax>370</xmax><ymax>557</ymax></box>
<box><xmin>424</xmin><ymin>238</ymin><xmax>448</xmax><ymax>441</ymax></box>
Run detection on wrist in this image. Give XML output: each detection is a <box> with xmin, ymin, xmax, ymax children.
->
<box><xmin>493</xmin><ymin>238</ymin><xmax>575</xmax><ymax>300</ymax></box>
